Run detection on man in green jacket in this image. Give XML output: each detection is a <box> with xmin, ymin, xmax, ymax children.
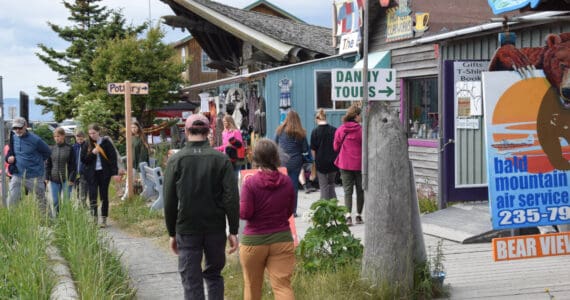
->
<box><xmin>164</xmin><ymin>113</ymin><xmax>239</xmax><ymax>300</ymax></box>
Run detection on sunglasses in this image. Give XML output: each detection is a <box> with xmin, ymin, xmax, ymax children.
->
<box><xmin>12</xmin><ymin>127</ymin><xmax>24</xmax><ymax>130</ymax></box>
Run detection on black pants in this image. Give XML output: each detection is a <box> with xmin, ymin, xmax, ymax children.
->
<box><xmin>89</xmin><ymin>170</ymin><xmax>111</xmax><ymax>217</ymax></box>
<box><xmin>177</xmin><ymin>232</ymin><xmax>227</xmax><ymax>300</ymax></box>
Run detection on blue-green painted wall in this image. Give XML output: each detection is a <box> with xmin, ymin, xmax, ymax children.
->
<box><xmin>263</xmin><ymin>57</ymin><xmax>354</xmax><ymax>139</ymax></box>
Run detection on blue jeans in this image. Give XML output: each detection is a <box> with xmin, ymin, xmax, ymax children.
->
<box><xmin>287</xmin><ymin>167</ymin><xmax>301</xmax><ymax>215</ymax></box>
<box><xmin>50</xmin><ymin>181</ymin><xmax>71</xmax><ymax>213</ymax></box>
<box><xmin>177</xmin><ymin>232</ymin><xmax>227</xmax><ymax>300</ymax></box>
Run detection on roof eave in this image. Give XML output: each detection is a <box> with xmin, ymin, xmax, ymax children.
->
<box><xmin>171</xmin><ymin>0</ymin><xmax>293</xmax><ymax>61</ymax></box>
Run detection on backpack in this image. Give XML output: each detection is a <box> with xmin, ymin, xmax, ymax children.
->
<box><xmin>225</xmin><ymin>137</ymin><xmax>246</xmax><ymax>165</ymax></box>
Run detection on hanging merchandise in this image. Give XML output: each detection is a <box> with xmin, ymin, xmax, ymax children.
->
<box><xmin>247</xmin><ymin>85</ymin><xmax>259</xmax><ymax>132</ymax></box>
<box><xmin>278</xmin><ymin>77</ymin><xmax>292</xmax><ymax>109</ymax></box>
<box><xmin>254</xmin><ymin>96</ymin><xmax>266</xmax><ymax>136</ymax></box>
<box><xmin>226</xmin><ymin>87</ymin><xmax>245</xmax><ymax>129</ymax></box>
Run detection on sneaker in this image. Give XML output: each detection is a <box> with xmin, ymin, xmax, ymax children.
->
<box><xmin>99</xmin><ymin>217</ymin><xmax>107</xmax><ymax>228</ymax></box>
<box><xmin>355</xmin><ymin>215</ymin><xmax>363</xmax><ymax>224</ymax></box>
<box><xmin>346</xmin><ymin>216</ymin><xmax>353</xmax><ymax>226</ymax></box>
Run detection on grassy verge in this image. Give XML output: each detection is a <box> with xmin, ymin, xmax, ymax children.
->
<box><xmin>0</xmin><ymin>196</ymin><xmax>55</xmax><ymax>298</ymax></box>
<box><xmin>54</xmin><ymin>200</ymin><xmax>135</xmax><ymax>299</ymax></box>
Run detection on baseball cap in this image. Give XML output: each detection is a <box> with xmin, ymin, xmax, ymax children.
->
<box><xmin>12</xmin><ymin>117</ymin><xmax>26</xmax><ymax>128</ymax></box>
<box><xmin>185</xmin><ymin>113</ymin><xmax>210</xmax><ymax>129</ymax></box>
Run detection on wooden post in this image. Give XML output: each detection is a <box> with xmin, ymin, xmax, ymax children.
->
<box><xmin>125</xmin><ymin>81</ymin><xmax>134</xmax><ymax>198</ymax></box>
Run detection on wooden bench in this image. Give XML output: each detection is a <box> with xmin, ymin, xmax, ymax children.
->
<box><xmin>139</xmin><ymin>162</ymin><xmax>164</xmax><ymax>210</ymax></box>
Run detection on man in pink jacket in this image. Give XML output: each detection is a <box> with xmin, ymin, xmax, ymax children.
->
<box><xmin>333</xmin><ymin>104</ymin><xmax>363</xmax><ymax>226</ymax></box>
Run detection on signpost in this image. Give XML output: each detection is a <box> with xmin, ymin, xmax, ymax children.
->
<box><xmin>107</xmin><ymin>81</ymin><xmax>149</xmax><ymax>199</ymax></box>
<box><xmin>331</xmin><ymin>68</ymin><xmax>396</xmax><ymax>101</ymax></box>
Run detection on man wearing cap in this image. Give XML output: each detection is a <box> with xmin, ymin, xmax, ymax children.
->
<box><xmin>6</xmin><ymin>117</ymin><xmax>51</xmax><ymax>214</ymax></box>
<box><xmin>163</xmin><ymin>113</ymin><xmax>239</xmax><ymax>299</ymax></box>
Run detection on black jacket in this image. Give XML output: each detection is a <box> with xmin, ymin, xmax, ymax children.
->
<box><xmin>46</xmin><ymin>142</ymin><xmax>76</xmax><ymax>183</ymax></box>
<box><xmin>81</xmin><ymin>137</ymin><xmax>118</xmax><ymax>181</ymax></box>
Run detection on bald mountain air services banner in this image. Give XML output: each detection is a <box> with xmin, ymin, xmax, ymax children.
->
<box><xmin>483</xmin><ymin>71</ymin><xmax>570</xmax><ymax>230</ymax></box>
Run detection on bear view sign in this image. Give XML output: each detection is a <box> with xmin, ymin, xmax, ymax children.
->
<box><xmin>483</xmin><ymin>33</ymin><xmax>570</xmax><ymax>238</ymax></box>
<box><xmin>331</xmin><ymin>68</ymin><xmax>396</xmax><ymax>101</ymax></box>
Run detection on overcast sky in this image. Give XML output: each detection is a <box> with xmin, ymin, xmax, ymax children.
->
<box><xmin>0</xmin><ymin>0</ymin><xmax>333</xmax><ymax>99</ymax></box>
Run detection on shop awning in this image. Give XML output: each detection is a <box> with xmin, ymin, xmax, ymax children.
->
<box><xmin>353</xmin><ymin>50</ymin><xmax>391</xmax><ymax>69</ymax></box>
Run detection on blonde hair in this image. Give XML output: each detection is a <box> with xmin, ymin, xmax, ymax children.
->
<box><xmin>342</xmin><ymin>103</ymin><xmax>361</xmax><ymax>122</ymax></box>
<box><xmin>223</xmin><ymin>115</ymin><xmax>238</xmax><ymax>131</ymax></box>
<box><xmin>315</xmin><ymin>109</ymin><xmax>327</xmax><ymax>121</ymax></box>
<box><xmin>275</xmin><ymin>110</ymin><xmax>306</xmax><ymax>140</ymax></box>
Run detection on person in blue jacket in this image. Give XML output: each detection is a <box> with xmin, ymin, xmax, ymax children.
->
<box><xmin>6</xmin><ymin>117</ymin><xmax>51</xmax><ymax>215</ymax></box>
<box><xmin>275</xmin><ymin>110</ymin><xmax>309</xmax><ymax>217</ymax></box>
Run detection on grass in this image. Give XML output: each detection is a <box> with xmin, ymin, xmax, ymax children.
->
<box><xmin>54</xmin><ymin>200</ymin><xmax>135</xmax><ymax>299</ymax></box>
<box><xmin>110</xmin><ymin>194</ymin><xmax>447</xmax><ymax>299</ymax></box>
<box><xmin>0</xmin><ymin>195</ymin><xmax>55</xmax><ymax>299</ymax></box>
<box><xmin>0</xmin><ymin>182</ymin><xmax>135</xmax><ymax>299</ymax></box>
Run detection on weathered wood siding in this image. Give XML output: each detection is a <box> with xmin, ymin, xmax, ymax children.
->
<box><xmin>369</xmin><ymin>15</ymin><xmax>440</xmax><ymax>194</ymax></box>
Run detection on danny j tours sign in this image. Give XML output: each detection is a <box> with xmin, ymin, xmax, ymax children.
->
<box><xmin>331</xmin><ymin>68</ymin><xmax>397</xmax><ymax>101</ymax></box>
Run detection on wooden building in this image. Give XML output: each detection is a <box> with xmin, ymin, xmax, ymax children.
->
<box><xmin>360</xmin><ymin>0</ymin><xmax>570</xmax><ymax>205</ymax></box>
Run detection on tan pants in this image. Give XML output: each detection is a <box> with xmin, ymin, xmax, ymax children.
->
<box><xmin>239</xmin><ymin>242</ymin><xmax>295</xmax><ymax>300</ymax></box>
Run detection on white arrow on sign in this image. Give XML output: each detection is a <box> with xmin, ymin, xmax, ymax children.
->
<box><xmin>107</xmin><ymin>82</ymin><xmax>149</xmax><ymax>95</ymax></box>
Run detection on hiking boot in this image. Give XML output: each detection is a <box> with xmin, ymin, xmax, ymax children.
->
<box><xmin>355</xmin><ymin>215</ymin><xmax>364</xmax><ymax>224</ymax></box>
<box><xmin>346</xmin><ymin>216</ymin><xmax>353</xmax><ymax>226</ymax></box>
<box><xmin>99</xmin><ymin>217</ymin><xmax>107</xmax><ymax>228</ymax></box>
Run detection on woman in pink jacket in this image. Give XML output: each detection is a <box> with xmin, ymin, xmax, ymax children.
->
<box><xmin>215</xmin><ymin>115</ymin><xmax>244</xmax><ymax>178</ymax></box>
<box><xmin>333</xmin><ymin>104</ymin><xmax>363</xmax><ymax>226</ymax></box>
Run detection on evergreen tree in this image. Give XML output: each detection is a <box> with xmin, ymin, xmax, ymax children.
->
<box><xmin>35</xmin><ymin>0</ymin><xmax>146</xmax><ymax>121</ymax></box>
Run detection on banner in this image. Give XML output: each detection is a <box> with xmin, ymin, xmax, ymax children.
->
<box><xmin>334</xmin><ymin>0</ymin><xmax>363</xmax><ymax>36</ymax></box>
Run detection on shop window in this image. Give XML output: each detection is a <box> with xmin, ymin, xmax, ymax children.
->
<box><xmin>406</xmin><ymin>77</ymin><xmax>438</xmax><ymax>139</ymax></box>
<box><xmin>315</xmin><ymin>71</ymin><xmax>356</xmax><ymax>110</ymax></box>
<box><xmin>201</xmin><ymin>50</ymin><xmax>216</xmax><ymax>73</ymax></box>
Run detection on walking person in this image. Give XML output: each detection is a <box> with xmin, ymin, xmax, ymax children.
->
<box><xmin>310</xmin><ymin>109</ymin><xmax>338</xmax><ymax>200</ymax></box>
<box><xmin>240</xmin><ymin>139</ymin><xmax>296</xmax><ymax>300</ymax></box>
<box><xmin>334</xmin><ymin>104</ymin><xmax>364</xmax><ymax>226</ymax></box>
<box><xmin>275</xmin><ymin>110</ymin><xmax>309</xmax><ymax>217</ymax></box>
<box><xmin>5</xmin><ymin>117</ymin><xmax>51</xmax><ymax>215</ymax></box>
<box><xmin>215</xmin><ymin>114</ymin><xmax>245</xmax><ymax>179</ymax></box>
<box><xmin>46</xmin><ymin>127</ymin><xmax>76</xmax><ymax>214</ymax></box>
<box><xmin>72</xmin><ymin>130</ymin><xmax>88</xmax><ymax>207</ymax></box>
<box><xmin>122</xmin><ymin>121</ymin><xmax>149</xmax><ymax>200</ymax></box>
<box><xmin>164</xmin><ymin>113</ymin><xmax>239</xmax><ymax>300</ymax></box>
<box><xmin>81</xmin><ymin>123</ymin><xmax>118</xmax><ymax>228</ymax></box>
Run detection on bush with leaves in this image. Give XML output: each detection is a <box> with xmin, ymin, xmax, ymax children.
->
<box><xmin>296</xmin><ymin>199</ymin><xmax>363</xmax><ymax>273</ymax></box>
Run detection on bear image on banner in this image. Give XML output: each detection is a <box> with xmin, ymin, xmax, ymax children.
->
<box><xmin>489</xmin><ymin>33</ymin><xmax>570</xmax><ymax>171</ymax></box>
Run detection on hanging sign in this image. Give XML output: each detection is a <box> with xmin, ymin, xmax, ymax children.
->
<box><xmin>487</xmin><ymin>0</ymin><xmax>542</xmax><ymax>15</ymax></box>
<box><xmin>331</xmin><ymin>68</ymin><xmax>396</xmax><ymax>101</ymax></box>
<box><xmin>386</xmin><ymin>7</ymin><xmax>413</xmax><ymax>42</ymax></box>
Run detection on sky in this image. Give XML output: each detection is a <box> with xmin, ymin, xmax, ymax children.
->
<box><xmin>0</xmin><ymin>0</ymin><xmax>333</xmax><ymax>100</ymax></box>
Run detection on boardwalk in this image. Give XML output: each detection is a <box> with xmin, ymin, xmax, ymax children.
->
<box><xmin>105</xmin><ymin>186</ymin><xmax>570</xmax><ymax>299</ymax></box>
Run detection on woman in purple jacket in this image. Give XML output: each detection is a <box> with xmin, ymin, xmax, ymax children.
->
<box><xmin>334</xmin><ymin>104</ymin><xmax>363</xmax><ymax>226</ymax></box>
<box><xmin>240</xmin><ymin>139</ymin><xmax>295</xmax><ymax>300</ymax></box>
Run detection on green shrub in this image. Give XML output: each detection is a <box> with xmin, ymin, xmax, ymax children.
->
<box><xmin>296</xmin><ymin>199</ymin><xmax>363</xmax><ymax>273</ymax></box>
